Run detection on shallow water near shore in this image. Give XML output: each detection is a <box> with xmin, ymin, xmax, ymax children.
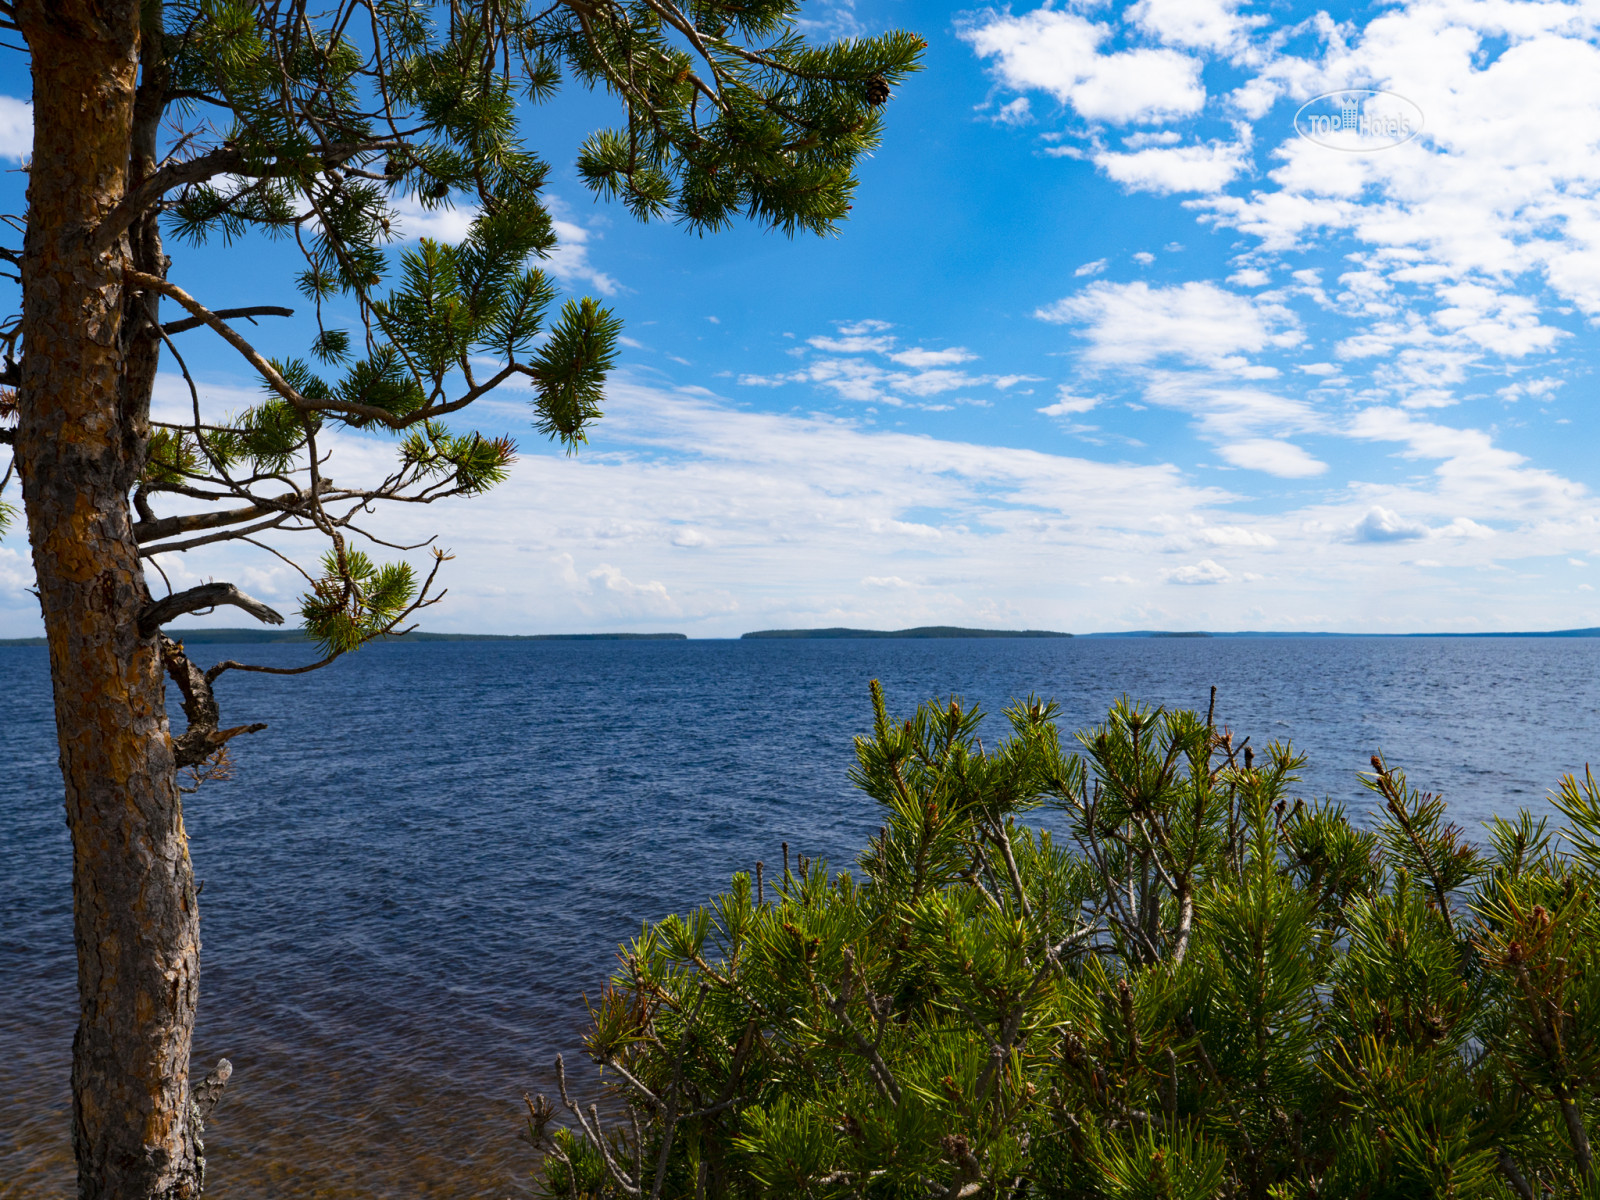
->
<box><xmin>4</xmin><ymin>635</ymin><xmax>1598</xmax><ymax>1198</ymax></box>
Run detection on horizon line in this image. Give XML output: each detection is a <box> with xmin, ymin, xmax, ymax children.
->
<box><xmin>5</xmin><ymin>624</ymin><xmax>1600</xmax><ymax>646</ymax></box>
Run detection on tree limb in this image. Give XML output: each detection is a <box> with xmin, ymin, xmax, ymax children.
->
<box><xmin>93</xmin><ymin>139</ymin><xmax>402</xmax><ymax>253</ymax></box>
<box><xmin>141</xmin><ymin>583</ymin><xmax>286</xmax><ymax>637</ymax></box>
<box><xmin>124</xmin><ymin>270</ymin><xmax>312</xmax><ymax>411</ymax></box>
<box><xmin>162</xmin><ymin>305</ymin><xmax>294</xmax><ymax>335</ymax></box>
<box><xmin>125</xmin><ymin>269</ymin><xmax>526</xmax><ymax>429</ymax></box>
<box><xmin>159</xmin><ymin>637</ymin><xmax>268</xmax><ymax>768</ymax></box>
<box><xmin>134</xmin><ymin>482</ymin><xmax>332</xmax><ymax>545</ymax></box>
<box><xmin>191</xmin><ymin>1058</ymin><xmax>233</xmax><ymax>1121</ymax></box>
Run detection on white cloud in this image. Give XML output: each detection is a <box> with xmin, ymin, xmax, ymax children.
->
<box><xmin>0</xmin><ymin>546</ymin><xmax>33</xmax><ymax>595</ymax></box>
<box><xmin>1133</xmin><ymin>252</ymin><xmax>1156</xmax><ymax>265</ymax></box>
<box><xmin>1194</xmin><ymin>523</ymin><xmax>1275</xmax><ymax>547</ymax></box>
<box><xmin>391</xmin><ymin>194</ymin><xmax>478</xmax><ymax>244</ymax></box>
<box><xmin>994</xmin><ymin>97</ymin><xmax>1033</xmax><ymax>126</ymax></box>
<box><xmin>8</xmin><ymin>367</ymin><xmax>1600</xmax><ymax>639</ymax></box>
<box><xmin>1437</xmin><ymin>517</ymin><xmax>1495</xmax><ymax>540</ymax></box>
<box><xmin>1075</xmin><ymin>259</ymin><xmax>1108</xmax><ymax>277</ymax></box>
<box><xmin>1037</xmin><ymin>281</ymin><xmax>1302</xmax><ymax>371</ymax></box>
<box><xmin>1094</xmin><ymin>133</ymin><xmax>1252</xmax><ymax>195</ymax></box>
<box><xmin>1038</xmin><ymin>388</ymin><xmax>1099</xmax><ymax>417</ymax></box>
<box><xmin>1164</xmin><ymin>559</ymin><xmax>1232</xmax><ymax>584</ymax></box>
<box><xmin>0</xmin><ymin>96</ymin><xmax>30</xmax><ymax>162</ymax></box>
<box><xmin>1351</xmin><ymin>507</ymin><xmax>1429</xmax><ymax>543</ymax></box>
<box><xmin>545</xmin><ymin>219</ymin><xmax>622</xmax><ymax>297</ymax></box>
<box><xmin>1216</xmin><ymin>438</ymin><xmax>1327</xmax><ymax>478</ymax></box>
<box><xmin>1129</xmin><ymin>0</ymin><xmax>1263</xmax><ymax>51</ymax></box>
<box><xmin>959</xmin><ymin>10</ymin><xmax>1206</xmax><ymax>124</ymax></box>
<box><xmin>748</xmin><ymin>323</ymin><xmax>1033</xmax><ymax>408</ymax></box>
<box><xmin>888</xmin><ymin>347</ymin><xmax>977</xmax><ymax>368</ymax></box>
<box><xmin>584</xmin><ymin>562</ymin><xmax>674</xmax><ymax>607</ymax></box>
<box><xmin>810</xmin><ymin>333</ymin><xmax>896</xmax><ymax>354</ymax></box>
<box><xmin>1499</xmin><ymin>376</ymin><xmax>1564</xmax><ymax>402</ymax></box>
<box><xmin>963</xmin><ymin>0</ymin><xmax>1600</xmax><ymax>448</ymax></box>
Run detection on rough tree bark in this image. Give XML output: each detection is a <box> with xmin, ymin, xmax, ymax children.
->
<box><xmin>16</xmin><ymin>2</ymin><xmax>211</xmax><ymax>1196</ymax></box>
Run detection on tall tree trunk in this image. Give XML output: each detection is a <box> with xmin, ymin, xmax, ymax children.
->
<box><xmin>16</xmin><ymin>3</ymin><xmax>204</xmax><ymax>1197</ymax></box>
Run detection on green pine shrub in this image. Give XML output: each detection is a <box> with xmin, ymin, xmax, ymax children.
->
<box><xmin>529</xmin><ymin>683</ymin><xmax>1600</xmax><ymax>1199</ymax></box>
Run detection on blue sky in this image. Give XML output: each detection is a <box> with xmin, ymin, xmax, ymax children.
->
<box><xmin>4</xmin><ymin>0</ymin><xmax>1600</xmax><ymax>636</ymax></box>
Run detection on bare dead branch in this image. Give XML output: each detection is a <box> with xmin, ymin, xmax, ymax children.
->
<box><xmin>134</xmin><ymin>482</ymin><xmax>332</xmax><ymax>545</ymax></box>
<box><xmin>159</xmin><ymin>637</ymin><xmax>269</xmax><ymax>768</ymax></box>
<box><xmin>162</xmin><ymin>305</ymin><xmax>294</xmax><ymax>335</ymax></box>
<box><xmin>125</xmin><ymin>270</ymin><xmax>311</xmax><ymax>411</ymax></box>
<box><xmin>140</xmin><ymin>582</ymin><xmax>286</xmax><ymax>636</ymax></box>
<box><xmin>139</xmin><ymin>511</ymin><xmax>305</xmax><ymax>558</ymax></box>
<box><xmin>191</xmin><ymin>1058</ymin><xmax>233</xmax><ymax>1121</ymax></box>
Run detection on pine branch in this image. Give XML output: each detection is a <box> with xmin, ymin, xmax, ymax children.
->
<box><xmin>93</xmin><ymin>139</ymin><xmax>402</xmax><ymax>253</ymax></box>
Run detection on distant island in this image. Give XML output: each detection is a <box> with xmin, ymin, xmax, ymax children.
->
<box><xmin>741</xmin><ymin>626</ymin><xmax>1073</xmax><ymax>639</ymax></box>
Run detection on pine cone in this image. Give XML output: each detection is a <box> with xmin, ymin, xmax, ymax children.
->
<box><xmin>864</xmin><ymin>75</ymin><xmax>891</xmax><ymax>107</ymax></box>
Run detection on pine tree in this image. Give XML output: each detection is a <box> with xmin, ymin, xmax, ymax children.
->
<box><xmin>532</xmin><ymin>686</ymin><xmax>1600</xmax><ymax>1199</ymax></box>
<box><xmin>0</xmin><ymin>3</ymin><xmax>921</xmax><ymax>1195</ymax></box>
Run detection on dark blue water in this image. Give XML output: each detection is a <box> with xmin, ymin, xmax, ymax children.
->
<box><xmin>4</xmin><ymin>637</ymin><xmax>1598</xmax><ymax>1197</ymax></box>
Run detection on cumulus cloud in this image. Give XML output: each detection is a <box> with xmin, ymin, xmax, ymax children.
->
<box><xmin>391</xmin><ymin>194</ymin><xmax>478</xmax><ymax>243</ymax></box>
<box><xmin>1216</xmin><ymin>438</ymin><xmax>1326</xmax><ymax>478</ymax></box>
<box><xmin>958</xmin><ymin>0</ymin><xmax>1600</xmax><ymax>439</ymax></box>
<box><xmin>0</xmin><ymin>96</ymin><xmax>30</xmax><ymax>162</ymax></box>
<box><xmin>1193</xmin><ymin>523</ymin><xmax>1275</xmax><ymax>547</ymax></box>
<box><xmin>1164</xmin><ymin>559</ymin><xmax>1232</xmax><ymax>584</ymax></box>
<box><xmin>1128</xmin><ymin>0</ymin><xmax>1263</xmax><ymax>51</ymax></box>
<box><xmin>888</xmin><ymin>347</ymin><xmax>978</xmax><ymax>368</ymax></box>
<box><xmin>994</xmin><ymin>97</ymin><xmax>1033</xmax><ymax>126</ymax></box>
<box><xmin>1351</xmin><ymin>507</ymin><xmax>1429</xmax><ymax>543</ymax></box>
<box><xmin>0</xmin><ymin>546</ymin><xmax>33</xmax><ymax>596</ymax></box>
<box><xmin>959</xmin><ymin>10</ymin><xmax>1205</xmax><ymax>124</ymax></box>
<box><xmin>7</xmin><ymin>368</ymin><xmax>1599</xmax><ymax>639</ymax></box>
<box><xmin>1094</xmin><ymin>133</ymin><xmax>1252</xmax><ymax>195</ymax></box>
<box><xmin>1037</xmin><ymin>281</ymin><xmax>1301</xmax><ymax>371</ymax></box>
<box><xmin>1038</xmin><ymin>388</ymin><xmax>1100</xmax><ymax>417</ymax></box>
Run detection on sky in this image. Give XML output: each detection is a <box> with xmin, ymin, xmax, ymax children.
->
<box><xmin>4</xmin><ymin>0</ymin><xmax>1600</xmax><ymax>636</ymax></box>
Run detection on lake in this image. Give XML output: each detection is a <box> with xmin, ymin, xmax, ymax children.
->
<box><xmin>3</xmin><ymin>636</ymin><xmax>1598</xmax><ymax>1197</ymax></box>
